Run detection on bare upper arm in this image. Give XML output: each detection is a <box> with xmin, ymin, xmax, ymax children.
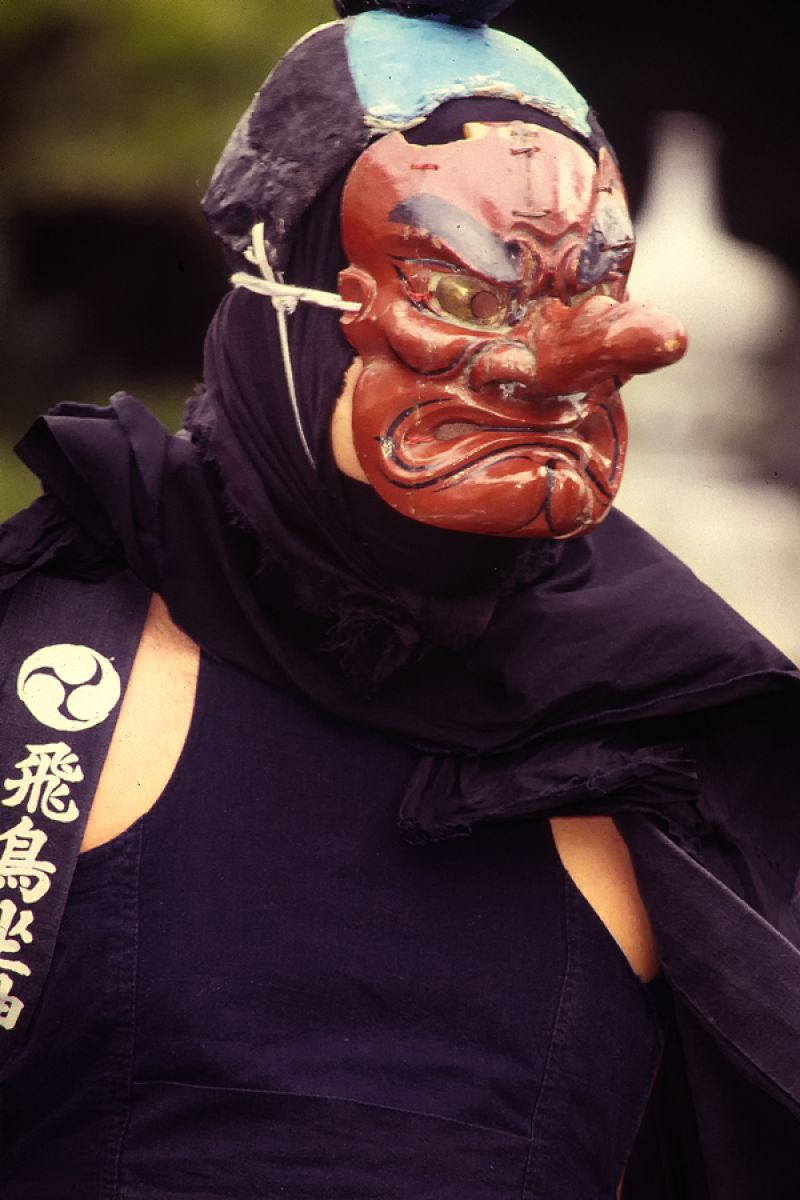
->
<box><xmin>550</xmin><ymin>814</ymin><xmax>660</xmax><ymax>983</ymax></box>
<box><xmin>80</xmin><ymin>594</ymin><xmax>200</xmax><ymax>852</ymax></box>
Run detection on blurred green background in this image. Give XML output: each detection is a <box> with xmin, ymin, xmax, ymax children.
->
<box><xmin>0</xmin><ymin>0</ymin><xmax>332</xmax><ymax>518</ymax></box>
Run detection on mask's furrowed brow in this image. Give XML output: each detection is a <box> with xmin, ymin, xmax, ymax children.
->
<box><xmin>388</xmin><ymin>195</ymin><xmax>520</xmax><ymax>284</ymax></box>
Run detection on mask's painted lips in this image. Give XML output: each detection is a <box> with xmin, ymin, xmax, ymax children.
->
<box><xmin>433</xmin><ymin>391</ymin><xmax>587</xmax><ymax>441</ymax></box>
<box><xmin>398</xmin><ymin>428</ymin><xmax>596</xmax><ymax>478</ymax></box>
<box><xmin>378</xmin><ymin>388</ymin><xmax>621</xmax><ymax>482</ymax></box>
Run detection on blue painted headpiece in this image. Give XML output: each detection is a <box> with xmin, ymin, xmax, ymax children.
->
<box><xmin>202</xmin><ymin>3</ymin><xmax>597</xmax><ymax>270</ymax></box>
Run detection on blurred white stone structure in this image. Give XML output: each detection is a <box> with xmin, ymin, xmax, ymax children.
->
<box><xmin>620</xmin><ymin>111</ymin><xmax>800</xmax><ymax>663</ymax></box>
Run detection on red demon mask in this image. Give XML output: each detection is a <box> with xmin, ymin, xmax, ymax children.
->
<box><xmin>338</xmin><ymin>123</ymin><xmax>687</xmax><ymax>538</ymax></box>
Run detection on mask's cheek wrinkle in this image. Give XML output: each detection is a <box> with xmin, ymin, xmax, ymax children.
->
<box><xmin>382</xmin><ymin>302</ymin><xmax>484</xmax><ymax>376</ymax></box>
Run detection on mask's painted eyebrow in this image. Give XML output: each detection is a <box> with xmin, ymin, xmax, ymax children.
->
<box><xmin>388</xmin><ymin>195</ymin><xmax>520</xmax><ymax>284</ymax></box>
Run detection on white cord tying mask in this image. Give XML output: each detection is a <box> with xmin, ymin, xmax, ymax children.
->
<box><xmin>231</xmin><ymin>223</ymin><xmax>361</xmax><ymax>469</ymax></box>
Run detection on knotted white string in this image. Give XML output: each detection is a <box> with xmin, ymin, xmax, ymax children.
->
<box><xmin>230</xmin><ymin>223</ymin><xmax>360</xmax><ymax>468</ymax></box>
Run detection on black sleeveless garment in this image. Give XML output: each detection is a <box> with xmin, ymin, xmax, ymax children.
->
<box><xmin>0</xmin><ymin>652</ymin><xmax>664</xmax><ymax>1198</ymax></box>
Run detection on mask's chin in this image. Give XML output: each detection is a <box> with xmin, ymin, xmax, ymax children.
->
<box><xmin>352</xmin><ymin>401</ymin><xmax>623</xmax><ymax>540</ymax></box>
<box><xmin>341</xmin><ymin>350</ymin><xmax>626</xmax><ymax>539</ymax></box>
<box><xmin>331</xmin><ymin>359</ymin><xmax>619</xmax><ymax>552</ymax></box>
<box><xmin>361</xmin><ymin>462</ymin><xmax>608</xmax><ymax>540</ymax></box>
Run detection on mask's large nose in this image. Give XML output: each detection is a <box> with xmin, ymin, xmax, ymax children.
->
<box><xmin>468</xmin><ymin>296</ymin><xmax>687</xmax><ymax>395</ymax></box>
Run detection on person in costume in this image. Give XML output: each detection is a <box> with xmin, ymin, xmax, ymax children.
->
<box><xmin>1</xmin><ymin>2</ymin><xmax>799</xmax><ymax>1196</ymax></box>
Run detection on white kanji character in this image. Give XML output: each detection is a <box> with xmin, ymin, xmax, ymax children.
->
<box><xmin>0</xmin><ymin>899</ymin><xmax>33</xmax><ymax>950</ymax></box>
<box><xmin>0</xmin><ymin>817</ymin><xmax>56</xmax><ymax>904</ymax></box>
<box><xmin>0</xmin><ymin>972</ymin><xmax>24</xmax><ymax>1031</ymax></box>
<box><xmin>0</xmin><ymin>958</ymin><xmax>30</xmax><ymax>978</ymax></box>
<box><xmin>0</xmin><ymin>899</ymin><xmax>33</xmax><ymax>976</ymax></box>
<box><xmin>3</xmin><ymin>742</ymin><xmax>82</xmax><ymax>823</ymax></box>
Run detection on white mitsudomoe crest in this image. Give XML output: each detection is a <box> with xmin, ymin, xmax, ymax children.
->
<box><xmin>16</xmin><ymin>645</ymin><xmax>122</xmax><ymax>732</ymax></box>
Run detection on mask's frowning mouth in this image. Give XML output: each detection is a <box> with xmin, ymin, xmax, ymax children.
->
<box><xmin>431</xmin><ymin>391</ymin><xmax>589</xmax><ymax>441</ymax></box>
<box><xmin>369</xmin><ymin>383</ymin><xmax>625</xmax><ymax>503</ymax></box>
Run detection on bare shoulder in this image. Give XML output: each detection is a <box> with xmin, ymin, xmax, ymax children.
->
<box><xmin>549</xmin><ymin>814</ymin><xmax>660</xmax><ymax>983</ymax></box>
<box><xmin>80</xmin><ymin>594</ymin><xmax>200</xmax><ymax>851</ymax></box>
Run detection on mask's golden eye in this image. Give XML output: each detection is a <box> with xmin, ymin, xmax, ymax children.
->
<box><xmin>430</xmin><ymin>273</ymin><xmax>510</xmax><ymax>328</ymax></box>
